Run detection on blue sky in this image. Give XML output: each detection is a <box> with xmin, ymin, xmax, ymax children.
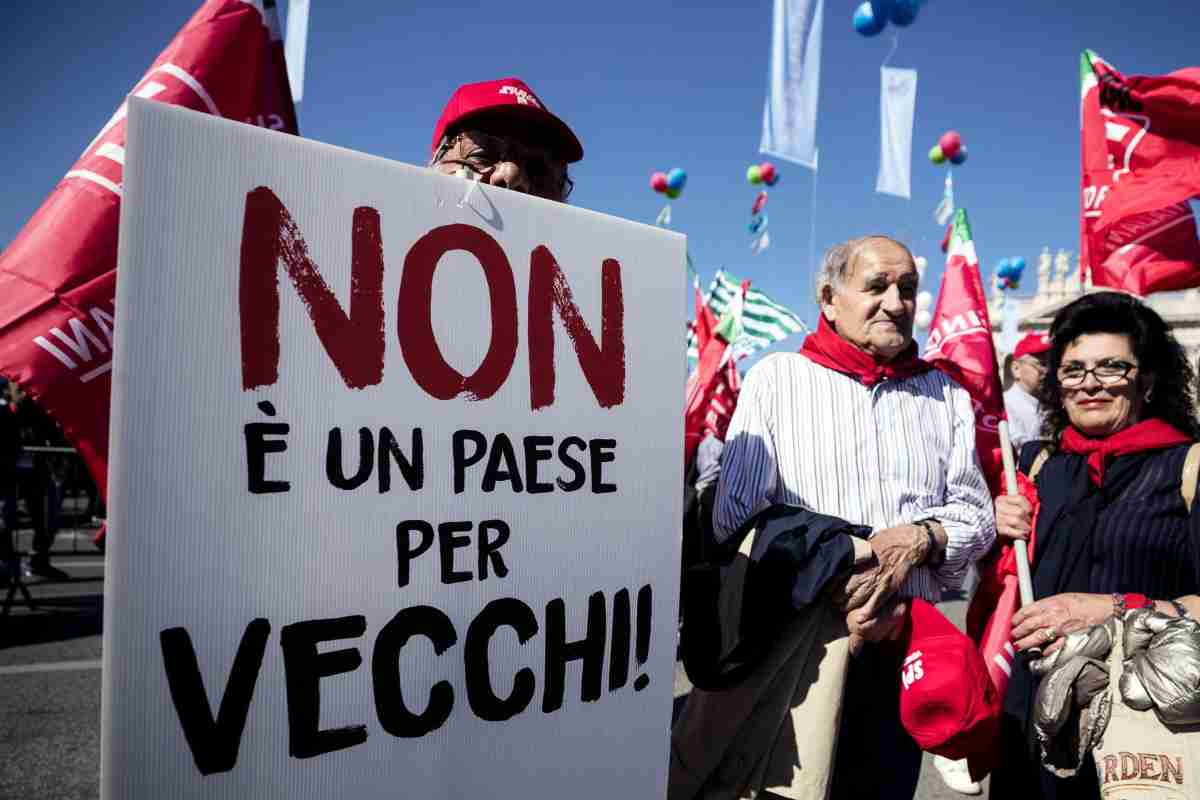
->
<box><xmin>1</xmin><ymin>0</ymin><xmax>1196</xmax><ymax>353</ymax></box>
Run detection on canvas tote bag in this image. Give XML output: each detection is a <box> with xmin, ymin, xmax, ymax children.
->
<box><xmin>1093</xmin><ymin>618</ymin><xmax>1200</xmax><ymax>799</ymax></box>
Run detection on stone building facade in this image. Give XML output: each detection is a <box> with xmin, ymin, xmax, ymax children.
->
<box><xmin>988</xmin><ymin>248</ymin><xmax>1200</xmax><ymax>372</ymax></box>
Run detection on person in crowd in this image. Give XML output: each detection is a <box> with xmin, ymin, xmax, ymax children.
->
<box><xmin>1</xmin><ymin>379</ymin><xmax>21</xmax><ymax>587</ymax></box>
<box><xmin>3</xmin><ymin>382</ymin><xmax>68</xmax><ymax>581</ymax></box>
<box><xmin>670</xmin><ymin>235</ymin><xmax>996</xmax><ymax>799</ymax></box>
<box><xmin>427</xmin><ymin>77</ymin><xmax>581</xmax><ymax>203</ymax></box>
<box><xmin>991</xmin><ymin>291</ymin><xmax>1200</xmax><ymax>799</ymax></box>
<box><xmin>1004</xmin><ymin>332</ymin><xmax>1051</xmax><ymax>450</ymax></box>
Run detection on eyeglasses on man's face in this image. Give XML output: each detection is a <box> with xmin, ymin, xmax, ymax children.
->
<box><xmin>434</xmin><ymin>129</ymin><xmax>570</xmax><ymax>201</ymax></box>
<box><xmin>1017</xmin><ymin>356</ymin><xmax>1048</xmax><ymax>373</ymax></box>
<box><xmin>1057</xmin><ymin>359</ymin><xmax>1138</xmax><ymax>388</ymax></box>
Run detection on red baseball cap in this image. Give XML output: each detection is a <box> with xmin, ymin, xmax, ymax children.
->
<box><xmin>431</xmin><ymin>77</ymin><xmax>583</xmax><ymax>163</ymax></box>
<box><xmin>899</xmin><ymin>599</ymin><xmax>1001</xmax><ymax>773</ymax></box>
<box><xmin>1013</xmin><ymin>332</ymin><xmax>1051</xmax><ymax>361</ymax></box>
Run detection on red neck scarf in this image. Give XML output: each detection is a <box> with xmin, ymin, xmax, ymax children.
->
<box><xmin>1059</xmin><ymin>418</ymin><xmax>1193</xmax><ymax>485</ymax></box>
<box><xmin>799</xmin><ymin>315</ymin><xmax>932</xmax><ymax>387</ymax></box>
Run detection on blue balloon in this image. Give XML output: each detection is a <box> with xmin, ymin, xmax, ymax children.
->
<box><xmin>870</xmin><ymin>0</ymin><xmax>896</xmax><ymax>22</ymax></box>
<box><xmin>1012</xmin><ymin>256</ymin><xmax>1027</xmax><ymax>274</ymax></box>
<box><xmin>853</xmin><ymin>2</ymin><xmax>886</xmax><ymax>36</ymax></box>
<box><xmin>748</xmin><ymin>214</ymin><xmax>768</xmax><ymax>234</ymax></box>
<box><xmin>888</xmin><ymin>0</ymin><xmax>920</xmax><ymax>26</ymax></box>
<box><xmin>666</xmin><ymin>167</ymin><xmax>687</xmax><ymax>192</ymax></box>
<box><xmin>949</xmin><ymin>146</ymin><xmax>968</xmax><ymax>166</ymax></box>
<box><xmin>997</xmin><ymin>258</ymin><xmax>1012</xmax><ymax>277</ymax></box>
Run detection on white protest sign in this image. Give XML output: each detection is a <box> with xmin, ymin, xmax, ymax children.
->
<box><xmin>103</xmin><ymin>98</ymin><xmax>684</xmax><ymax>799</ymax></box>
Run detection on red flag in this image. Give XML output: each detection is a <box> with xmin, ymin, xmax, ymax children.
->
<box><xmin>0</xmin><ymin>0</ymin><xmax>297</xmax><ymax>502</ymax></box>
<box><xmin>966</xmin><ymin>471</ymin><xmax>1040</xmax><ymax>700</ymax></box>
<box><xmin>684</xmin><ymin>281</ymin><xmax>744</xmax><ymax>466</ymax></box>
<box><xmin>1080</xmin><ymin>50</ymin><xmax>1200</xmax><ymax>294</ymax></box>
<box><xmin>691</xmin><ymin>277</ymin><xmax>719</xmax><ymax>353</ymax></box>
<box><xmin>702</xmin><ymin>358</ymin><xmax>741</xmax><ymax>442</ymax></box>
<box><xmin>923</xmin><ymin>209</ymin><xmax>1007</xmax><ymax>495</ymax></box>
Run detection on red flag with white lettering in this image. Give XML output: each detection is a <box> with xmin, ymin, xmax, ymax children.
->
<box><xmin>923</xmin><ymin>209</ymin><xmax>1007</xmax><ymax>495</ymax></box>
<box><xmin>0</xmin><ymin>0</ymin><xmax>297</xmax><ymax>501</ymax></box>
<box><xmin>1080</xmin><ymin>50</ymin><xmax>1200</xmax><ymax>294</ymax></box>
<box><xmin>702</xmin><ymin>358</ymin><xmax>741</xmax><ymax>442</ymax></box>
<box><xmin>684</xmin><ymin>281</ymin><xmax>740</xmax><ymax>466</ymax></box>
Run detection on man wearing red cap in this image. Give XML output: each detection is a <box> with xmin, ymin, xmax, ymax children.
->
<box><xmin>428</xmin><ymin>77</ymin><xmax>582</xmax><ymax>203</ymax></box>
<box><xmin>1005</xmin><ymin>332</ymin><xmax>1051</xmax><ymax>450</ymax></box>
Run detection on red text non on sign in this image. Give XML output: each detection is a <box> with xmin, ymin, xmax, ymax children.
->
<box><xmin>238</xmin><ymin>187</ymin><xmax>625</xmax><ymax>409</ymax></box>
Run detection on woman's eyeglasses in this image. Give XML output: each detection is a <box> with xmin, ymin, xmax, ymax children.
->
<box><xmin>1057</xmin><ymin>359</ymin><xmax>1138</xmax><ymax>388</ymax></box>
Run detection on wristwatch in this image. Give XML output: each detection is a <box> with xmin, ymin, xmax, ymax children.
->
<box><xmin>914</xmin><ymin>518</ymin><xmax>945</xmax><ymax>567</ymax></box>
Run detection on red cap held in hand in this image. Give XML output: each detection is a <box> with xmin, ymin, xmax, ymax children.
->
<box><xmin>431</xmin><ymin>77</ymin><xmax>583</xmax><ymax>163</ymax></box>
<box><xmin>1013</xmin><ymin>332</ymin><xmax>1051</xmax><ymax>361</ymax></box>
<box><xmin>899</xmin><ymin>599</ymin><xmax>1001</xmax><ymax>767</ymax></box>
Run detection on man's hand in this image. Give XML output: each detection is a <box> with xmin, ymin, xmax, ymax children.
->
<box><xmin>847</xmin><ymin>598</ymin><xmax>908</xmax><ymax>655</ymax></box>
<box><xmin>830</xmin><ymin>556</ymin><xmax>882</xmax><ymax>612</ymax></box>
<box><xmin>849</xmin><ymin>525</ymin><xmax>928</xmax><ymax>632</ymax></box>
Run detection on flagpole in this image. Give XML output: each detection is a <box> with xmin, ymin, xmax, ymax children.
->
<box><xmin>808</xmin><ymin>149</ymin><xmax>819</xmax><ymax>324</ymax></box>
<box><xmin>998</xmin><ymin>420</ymin><xmax>1034</xmax><ymax>606</ymax></box>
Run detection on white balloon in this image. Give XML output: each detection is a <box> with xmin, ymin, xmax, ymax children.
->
<box><xmin>914</xmin><ymin>255</ymin><xmax>928</xmax><ymax>279</ymax></box>
<box><xmin>916</xmin><ymin>290</ymin><xmax>933</xmax><ymax>311</ymax></box>
<box><xmin>915</xmin><ymin>309</ymin><xmax>933</xmax><ymax>330</ymax></box>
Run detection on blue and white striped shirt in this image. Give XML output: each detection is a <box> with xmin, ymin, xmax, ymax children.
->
<box><xmin>714</xmin><ymin>352</ymin><xmax>996</xmax><ymax>601</ymax></box>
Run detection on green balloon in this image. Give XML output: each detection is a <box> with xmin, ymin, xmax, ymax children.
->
<box><xmin>666</xmin><ymin>187</ymin><xmax>682</xmax><ymax>199</ymax></box>
<box><xmin>746</xmin><ymin>164</ymin><xmax>763</xmax><ymax>184</ymax></box>
<box><xmin>929</xmin><ymin>145</ymin><xmax>946</xmax><ymax>165</ymax></box>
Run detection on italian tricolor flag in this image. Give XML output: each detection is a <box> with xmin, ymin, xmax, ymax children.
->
<box><xmin>924</xmin><ymin>209</ymin><xmax>1006</xmax><ymax>494</ymax></box>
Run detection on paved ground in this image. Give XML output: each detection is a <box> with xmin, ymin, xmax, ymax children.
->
<box><xmin>1</xmin><ymin>528</ymin><xmax>104</xmax><ymax>800</ymax></box>
<box><xmin>1</xmin><ymin>528</ymin><xmax>985</xmax><ymax>798</ymax></box>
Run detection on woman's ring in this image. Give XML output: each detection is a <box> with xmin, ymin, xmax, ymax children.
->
<box><xmin>1041</xmin><ymin>627</ymin><xmax>1058</xmax><ymax>645</ymax></box>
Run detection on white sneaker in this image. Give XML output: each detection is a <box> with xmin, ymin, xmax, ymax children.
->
<box><xmin>932</xmin><ymin>755</ymin><xmax>982</xmax><ymax>796</ymax></box>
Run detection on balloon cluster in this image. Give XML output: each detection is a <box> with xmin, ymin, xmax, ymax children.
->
<box><xmin>853</xmin><ymin>0</ymin><xmax>922</xmax><ymax>36</ymax></box>
<box><xmin>746</xmin><ymin>162</ymin><xmax>779</xmax><ymax>187</ymax></box>
<box><xmin>650</xmin><ymin>167</ymin><xmax>687</xmax><ymax>199</ymax></box>
<box><xmin>914</xmin><ymin>255</ymin><xmax>928</xmax><ymax>280</ymax></box>
<box><xmin>929</xmin><ymin>131</ymin><xmax>967</xmax><ymax>166</ymax></box>
<box><xmin>747</xmin><ymin>163</ymin><xmax>779</xmax><ymax>254</ymax></box>
<box><xmin>996</xmin><ymin>256</ymin><xmax>1026</xmax><ymax>290</ymax></box>
<box><xmin>915</xmin><ymin>289</ymin><xmax>933</xmax><ymax>331</ymax></box>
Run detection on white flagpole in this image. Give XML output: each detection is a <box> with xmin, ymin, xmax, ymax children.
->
<box><xmin>807</xmin><ymin>149</ymin><xmax>819</xmax><ymax>320</ymax></box>
<box><xmin>998</xmin><ymin>420</ymin><xmax>1034</xmax><ymax>606</ymax></box>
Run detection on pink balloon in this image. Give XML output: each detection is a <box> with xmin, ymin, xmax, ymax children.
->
<box><xmin>751</xmin><ymin>191</ymin><xmax>768</xmax><ymax>215</ymax></box>
<box><xmin>938</xmin><ymin>131</ymin><xmax>962</xmax><ymax>160</ymax></box>
<box><xmin>759</xmin><ymin>162</ymin><xmax>777</xmax><ymax>184</ymax></box>
<box><xmin>650</xmin><ymin>172</ymin><xmax>668</xmax><ymax>192</ymax></box>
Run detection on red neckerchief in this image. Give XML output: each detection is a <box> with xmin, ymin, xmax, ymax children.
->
<box><xmin>798</xmin><ymin>315</ymin><xmax>932</xmax><ymax>387</ymax></box>
<box><xmin>1059</xmin><ymin>418</ymin><xmax>1193</xmax><ymax>485</ymax></box>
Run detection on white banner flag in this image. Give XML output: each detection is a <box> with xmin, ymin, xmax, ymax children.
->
<box><xmin>876</xmin><ymin>66</ymin><xmax>917</xmax><ymax>199</ymax></box>
<box><xmin>759</xmin><ymin>0</ymin><xmax>823</xmax><ymax>169</ymax></box>
<box><xmin>934</xmin><ymin>171</ymin><xmax>955</xmax><ymax>225</ymax></box>
<box><xmin>284</xmin><ymin>0</ymin><xmax>310</xmax><ymax>102</ymax></box>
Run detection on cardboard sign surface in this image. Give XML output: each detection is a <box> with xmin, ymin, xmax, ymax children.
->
<box><xmin>103</xmin><ymin>98</ymin><xmax>684</xmax><ymax>799</ymax></box>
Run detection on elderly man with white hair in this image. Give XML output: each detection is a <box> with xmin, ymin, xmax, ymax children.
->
<box><xmin>670</xmin><ymin>235</ymin><xmax>995</xmax><ymax>800</ymax></box>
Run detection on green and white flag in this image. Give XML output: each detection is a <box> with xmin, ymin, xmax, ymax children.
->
<box><xmin>687</xmin><ymin>269</ymin><xmax>808</xmax><ymax>362</ymax></box>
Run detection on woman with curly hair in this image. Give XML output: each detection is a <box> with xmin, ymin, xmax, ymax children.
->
<box><xmin>989</xmin><ymin>291</ymin><xmax>1200</xmax><ymax>799</ymax></box>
